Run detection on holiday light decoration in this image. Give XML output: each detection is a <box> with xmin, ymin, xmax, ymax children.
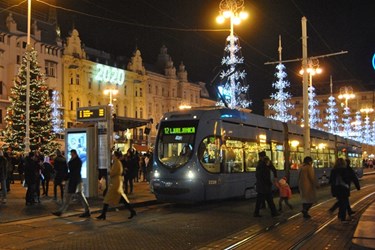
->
<box><xmin>3</xmin><ymin>48</ymin><xmax>59</xmax><ymax>154</ymax></box>
<box><xmin>51</xmin><ymin>90</ymin><xmax>64</xmax><ymax>134</ymax></box>
<box><xmin>307</xmin><ymin>85</ymin><xmax>321</xmax><ymax>129</ymax></box>
<box><xmin>268</xmin><ymin>63</ymin><xmax>295</xmax><ymax>122</ymax></box>
<box><xmin>324</xmin><ymin>95</ymin><xmax>339</xmax><ymax>134</ymax></box>
<box><xmin>217</xmin><ymin>35</ymin><xmax>250</xmax><ymax>109</ymax></box>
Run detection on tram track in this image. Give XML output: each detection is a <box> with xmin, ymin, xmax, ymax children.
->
<box><xmin>201</xmin><ymin>184</ymin><xmax>375</xmax><ymax>250</ymax></box>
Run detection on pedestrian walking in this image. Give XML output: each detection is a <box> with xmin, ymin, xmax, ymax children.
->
<box><xmin>253</xmin><ymin>152</ymin><xmax>279</xmax><ymax>217</ymax></box>
<box><xmin>53</xmin><ymin>149</ymin><xmax>68</xmax><ymax>201</ymax></box>
<box><xmin>52</xmin><ymin>149</ymin><xmax>91</xmax><ymax>218</ymax></box>
<box><xmin>0</xmin><ymin>150</ymin><xmax>7</xmax><ymax>204</ymax></box>
<box><xmin>275</xmin><ymin>177</ymin><xmax>293</xmax><ymax>212</ymax></box>
<box><xmin>298</xmin><ymin>156</ymin><xmax>319</xmax><ymax>219</ymax></box>
<box><xmin>329</xmin><ymin>158</ymin><xmax>360</xmax><ymax>221</ymax></box>
<box><xmin>41</xmin><ymin>156</ymin><xmax>53</xmax><ymax>196</ymax></box>
<box><xmin>96</xmin><ymin>151</ymin><xmax>136</xmax><ymax>220</ymax></box>
<box><xmin>4</xmin><ymin>152</ymin><xmax>14</xmax><ymax>192</ymax></box>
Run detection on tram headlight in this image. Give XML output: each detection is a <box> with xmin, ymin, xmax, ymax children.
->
<box><xmin>154</xmin><ymin>170</ymin><xmax>160</xmax><ymax>178</ymax></box>
<box><xmin>186</xmin><ymin>170</ymin><xmax>195</xmax><ymax>180</ymax></box>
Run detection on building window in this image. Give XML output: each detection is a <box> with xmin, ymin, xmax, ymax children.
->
<box><xmin>16</xmin><ymin>55</ymin><xmax>21</xmax><ymax>64</ymax></box>
<box><xmin>76</xmin><ymin>98</ymin><xmax>80</xmax><ymax>109</ymax></box>
<box><xmin>140</xmin><ymin>88</ymin><xmax>143</xmax><ymax>97</ymax></box>
<box><xmin>88</xmin><ymin>78</ymin><xmax>92</xmax><ymax>89</ymax></box>
<box><xmin>22</xmin><ymin>42</ymin><xmax>27</xmax><ymax>48</ymax></box>
<box><xmin>45</xmin><ymin>60</ymin><xmax>57</xmax><ymax>77</ymax></box>
<box><xmin>0</xmin><ymin>109</ymin><xmax>2</xmax><ymax>124</ymax></box>
<box><xmin>76</xmin><ymin>74</ymin><xmax>80</xmax><ymax>85</ymax></box>
<box><xmin>124</xmin><ymin>85</ymin><xmax>127</xmax><ymax>95</ymax></box>
<box><xmin>140</xmin><ymin>107</ymin><xmax>143</xmax><ymax>118</ymax></box>
<box><xmin>0</xmin><ymin>81</ymin><xmax>3</xmax><ymax>95</ymax></box>
<box><xmin>70</xmin><ymin>98</ymin><xmax>73</xmax><ymax>110</ymax></box>
<box><xmin>88</xmin><ymin>100</ymin><xmax>91</xmax><ymax>106</ymax></box>
<box><xmin>135</xmin><ymin>109</ymin><xmax>138</xmax><ymax>118</ymax></box>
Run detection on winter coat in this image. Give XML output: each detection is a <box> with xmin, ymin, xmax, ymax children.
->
<box><xmin>24</xmin><ymin>156</ymin><xmax>38</xmax><ymax>185</ymax></box>
<box><xmin>298</xmin><ymin>163</ymin><xmax>318</xmax><ymax>203</ymax></box>
<box><xmin>67</xmin><ymin>156</ymin><xmax>82</xmax><ymax>194</ymax></box>
<box><xmin>255</xmin><ymin>160</ymin><xmax>273</xmax><ymax>194</ymax></box>
<box><xmin>53</xmin><ymin>155</ymin><xmax>68</xmax><ymax>183</ymax></box>
<box><xmin>275</xmin><ymin>181</ymin><xmax>292</xmax><ymax>198</ymax></box>
<box><xmin>329</xmin><ymin>166</ymin><xmax>360</xmax><ymax>198</ymax></box>
<box><xmin>42</xmin><ymin>162</ymin><xmax>53</xmax><ymax>179</ymax></box>
<box><xmin>104</xmin><ymin>158</ymin><xmax>129</xmax><ymax>205</ymax></box>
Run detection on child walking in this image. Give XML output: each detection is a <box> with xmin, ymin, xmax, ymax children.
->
<box><xmin>275</xmin><ymin>177</ymin><xmax>293</xmax><ymax>212</ymax></box>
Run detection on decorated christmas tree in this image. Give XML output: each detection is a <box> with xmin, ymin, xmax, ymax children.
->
<box><xmin>268</xmin><ymin>63</ymin><xmax>295</xmax><ymax>123</ymax></box>
<box><xmin>217</xmin><ymin>34</ymin><xmax>251</xmax><ymax>109</ymax></box>
<box><xmin>4</xmin><ymin>48</ymin><xmax>58</xmax><ymax>155</ymax></box>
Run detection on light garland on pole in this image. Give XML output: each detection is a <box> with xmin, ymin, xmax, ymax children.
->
<box><xmin>338</xmin><ymin>86</ymin><xmax>355</xmax><ymax>138</ymax></box>
<box><xmin>216</xmin><ymin>0</ymin><xmax>250</xmax><ymax>109</ymax></box>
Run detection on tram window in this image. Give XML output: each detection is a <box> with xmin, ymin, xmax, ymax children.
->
<box><xmin>223</xmin><ymin>140</ymin><xmax>244</xmax><ymax>173</ymax></box>
<box><xmin>199</xmin><ymin>136</ymin><xmax>221</xmax><ymax>173</ymax></box>
<box><xmin>244</xmin><ymin>141</ymin><xmax>258</xmax><ymax>172</ymax></box>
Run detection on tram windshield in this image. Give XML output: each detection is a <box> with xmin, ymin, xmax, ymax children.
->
<box><xmin>157</xmin><ymin>120</ymin><xmax>198</xmax><ymax>168</ymax></box>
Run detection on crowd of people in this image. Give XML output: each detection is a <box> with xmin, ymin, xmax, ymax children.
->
<box><xmin>253</xmin><ymin>151</ymin><xmax>361</xmax><ymax>222</ymax></box>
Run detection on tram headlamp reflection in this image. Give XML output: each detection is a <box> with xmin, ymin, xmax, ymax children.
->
<box><xmin>154</xmin><ymin>170</ymin><xmax>160</xmax><ymax>178</ymax></box>
<box><xmin>186</xmin><ymin>170</ymin><xmax>195</xmax><ymax>179</ymax></box>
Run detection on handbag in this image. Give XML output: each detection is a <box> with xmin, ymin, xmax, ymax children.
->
<box><xmin>335</xmin><ymin>174</ymin><xmax>349</xmax><ymax>189</ymax></box>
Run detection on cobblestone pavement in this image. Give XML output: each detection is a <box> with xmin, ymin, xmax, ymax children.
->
<box><xmin>0</xmin><ymin>180</ymin><xmax>157</xmax><ymax>223</ymax></box>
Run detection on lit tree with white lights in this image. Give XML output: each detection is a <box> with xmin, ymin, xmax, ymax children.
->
<box><xmin>3</xmin><ymin>48</ymin><xmax>58</xmax><ymax>155</ymax></box>
<box><xmin>308</xmin><ymin>85</ymin><xmax>321</xmax><ymax>129</ymax></box>
<box><xmin>268</xmin><ymin>36</ymin><xmax>295</xmax><ymax>123</ymax></box>
<box><xmin>324</xmin><ymin>77</ymin><xmax>338</xmax><ymax>134</ymax></box>
<box><xmin>352</xmin><ymin>111</ymin><xmax>362</xmax><ymax>141</ymax></box>
<box><xmin>51</xmin><ymin>90</ymin><xmax>64</xmax><ymax>135</ymax></box>
<box><xmin>217</xmin><ymin>35</ymin><xmax>250</xmax><ymax>109</ymax></box>
<box><xmin>341</xmin><ymin>106</ymin><xmax>352</xmax><ymax>138</ymax></box>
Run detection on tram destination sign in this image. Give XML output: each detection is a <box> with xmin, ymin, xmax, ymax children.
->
<box><xmin>164</xmin><ymin>127</ymin><xmax>196</xmax><ymax>135</ymax></box>
<box><xmin>77</xmin><ymin>106</ymin><xmax>107</xmax><ymax>122</ymax></box>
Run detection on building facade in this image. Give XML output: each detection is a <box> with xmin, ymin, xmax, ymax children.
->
<box><xmin>0</xmin><ymin>10</ymin><xmax>215</xmax><ymax>149</ymax></box>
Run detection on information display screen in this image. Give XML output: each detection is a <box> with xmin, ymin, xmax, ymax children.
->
<box><xmin>66</xmin><ymin>131</ymin><xmax>87</xmax><ymax>178</ymax></box>
<box><xmin>77</xmin><ymin>106</ymin><xmax>107</xmax><ymax>122</ymax></box>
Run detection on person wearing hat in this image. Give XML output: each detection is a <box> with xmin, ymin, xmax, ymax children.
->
<box><xmin>275</xmin><ymin>176</ymin><xmax>293</xmax><ymax>212</ymax></box>
<box><xmin>253</xmin><ymin>152</ymin><xmax>279</xmax><ymax>217</ymax></box>
<box><xmin>52</xmin><ymin>149</ymin><xmax>68</xmax><ymax>201</ymax></box>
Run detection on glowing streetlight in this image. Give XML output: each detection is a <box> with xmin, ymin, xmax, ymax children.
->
<box><xmin>338</xmin><ymin>86</ymin><xmax>355</xmax><ymax>108</ymax></box>
<box><xmin>103</xmin><ymin>89</ymin><xmax>118</xmax><ymax>106</ymax></box>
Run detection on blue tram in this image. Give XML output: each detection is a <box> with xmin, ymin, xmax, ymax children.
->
<box><xmin>150</xmin><ymin>107</ymin><xmax>363</xmax><ymax>203</ymax></box>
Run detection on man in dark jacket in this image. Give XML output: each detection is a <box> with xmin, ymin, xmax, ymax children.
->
<box><xmin>253</xmin><ymin>151</ymin><xmax>279</xmax><ymax>217</ymax></box>
<box><xmin>52</xmin><ymin>149</ymin><xmax>91</xmax><ymax>218</ymax></box>
<box><xmin>53</xmin><ymin>149</ymin><xmax>68</xmax><ymax>201</ymax></box>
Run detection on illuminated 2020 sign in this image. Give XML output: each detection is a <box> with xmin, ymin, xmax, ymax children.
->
<box><xmin>95</xmin><ymin>64</ymin><xmax>125</xmax><ymax>85</ymax></box>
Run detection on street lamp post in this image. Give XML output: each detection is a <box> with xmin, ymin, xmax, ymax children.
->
<box><xmin>299</xmin><ymin>59</ymin><xmax>322</xmax><ymax>129</ymax></box>
<box><xmin>103</xmin><ymin>88</ymin><xmax>119</xmax><ymax>107</ymax></box>
<box><xmin>338</xmin><ymin>86</ymin><xmax>355</xmax><ymax>137</ymax></box>
<box><xmin>216</xmin><ymin>0</ymin><xmax>248</xmax><ymax>109</ymax></box>
<box><xmin>24</xmin><ymin>0</ymin><xmax>32</xmax><ymax>154</ymax></box>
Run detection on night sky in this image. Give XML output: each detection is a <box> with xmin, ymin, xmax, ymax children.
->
<box><xmin>49</xmin><ymin>1</ymin><xmax>375</xmax><ymax>114</ymax></box>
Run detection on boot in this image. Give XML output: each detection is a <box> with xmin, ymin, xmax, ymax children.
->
<box><xmin>123</xmin><ymin>199</ymin><xmax>136</xmax><ymax>219</ymax></box>
<box><xmin>96</xmin><ymin>204</ymin><xmax>108</xmax><ymax>220</ymax></box>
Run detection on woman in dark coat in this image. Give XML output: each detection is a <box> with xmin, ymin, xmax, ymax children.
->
<box><xmin>329</xmin><ymin>158</ymin><xmax>360</xmax><ymax>221</ymax></box>
<box><xmin>53</xmin><ymin>149</ymin><xmax>68</xmax><ymax>201</ymax></box>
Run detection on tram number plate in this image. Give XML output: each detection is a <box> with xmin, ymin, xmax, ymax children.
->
<box><xmin>208</xmin><ymin>180</ymin><xmax>218</xmax><ymax>185</ymax></box>
<box><xmin>165</xmin><ymin>182</ymin><xmax>173</xmax><ymax>187</ymax></box>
